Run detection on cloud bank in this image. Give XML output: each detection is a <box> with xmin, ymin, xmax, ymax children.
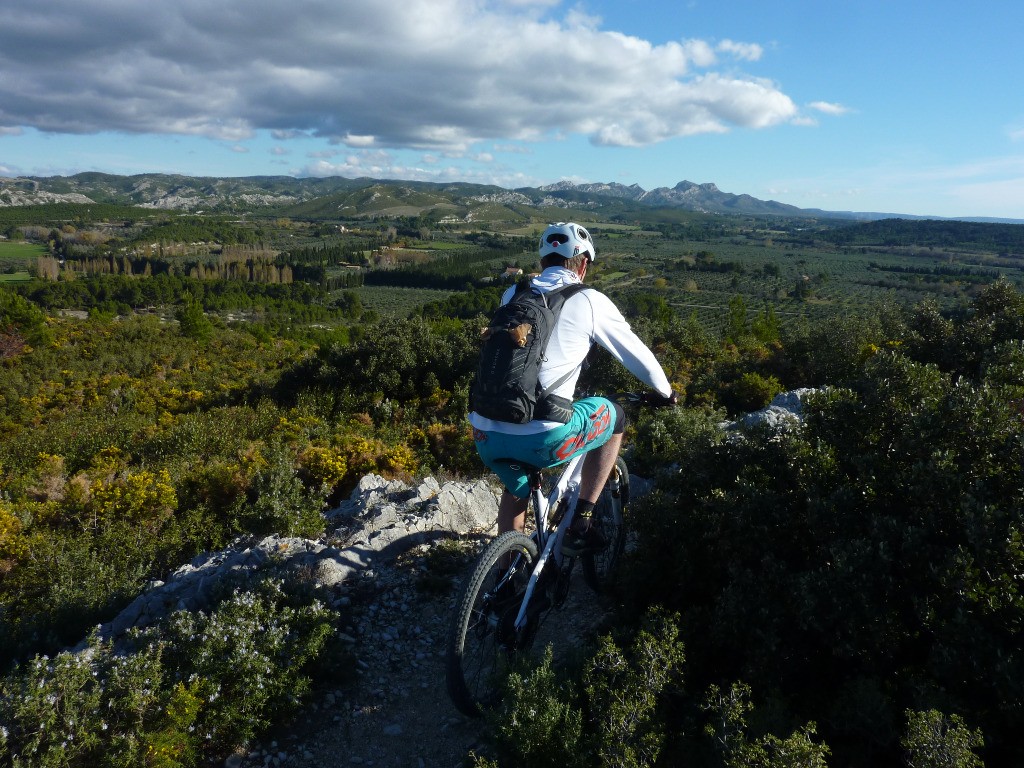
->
<box><xmin>0</xmin><ymin>0</ymin><xmax>798</xmax><ymax>151</ymax></box>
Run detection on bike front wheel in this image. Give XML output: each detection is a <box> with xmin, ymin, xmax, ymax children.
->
<box><xmin>446</xmin><ymin>530</ymin><xmax>539</xmax><ymax>717</ymax></box>
<box><xmin>582</xmin><ymin>456</ymin><xmax>629</xmax><ymax>593</ymax></box>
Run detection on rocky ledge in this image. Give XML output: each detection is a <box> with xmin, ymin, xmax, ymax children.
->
<box><xmin>84</xmin><ymin>474</ymin><xmax>499</xmax><ymax>649</ymax></box>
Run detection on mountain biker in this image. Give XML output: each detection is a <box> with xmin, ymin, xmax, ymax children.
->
<box><xmin>469</xmin><ymin>222</ymin><xmax>677</xmax><ymax>556</ymax></box>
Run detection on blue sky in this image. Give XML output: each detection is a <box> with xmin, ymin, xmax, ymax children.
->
<box><xmin>1</xmin><ymin>0</ymin><xmax>1022</xmax><ymax>219</ymax></box>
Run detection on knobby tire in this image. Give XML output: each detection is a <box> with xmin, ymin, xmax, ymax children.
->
<box><xmin>446</xmin><ymin>530</ymin><xmax>539</xmax><ymax>717</ymax></box>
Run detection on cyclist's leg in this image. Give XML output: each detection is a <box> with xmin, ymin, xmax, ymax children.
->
<box><xmin>579</xmin><ymin>431</ymin><xmax>623</xmax><ymax>506</ymax></box>
<box><xmin>473</xmin><ymin>427</ymin><xmax>530</xmax><ymax>534</ymax></box>
<box><xmin>575</xmin><ymin>400</ymin><xmax>626</xmax><ymax>531</ymax></box>
<box><xmin>497</xmin><ymin>490</ymin><xmax>529</xmax><ymax>535</ymax></box>
<box><xmin>535</xmin><ymin>397</ymin><xmax>624</xmax><ymax>547</ymax></box>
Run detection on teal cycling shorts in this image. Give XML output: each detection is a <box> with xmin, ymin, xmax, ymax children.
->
<box><xmin>472</xmin><ymin>397</ymin><xmax>619</xmax><ymax>499</ymax></box>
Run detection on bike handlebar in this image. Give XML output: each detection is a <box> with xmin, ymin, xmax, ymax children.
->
<box><xmin>606</xmin><ymin>390</ymin><xmax>679</xmax><ymax>407</ymax></box>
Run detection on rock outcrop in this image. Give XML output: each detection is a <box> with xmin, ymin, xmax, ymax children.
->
<box><xmin>722</xmin><ymin>388</ymin><xmax>819</xmax><ymax>432</ymax></box>
<box><xmin>87</xmin><ymin>474</ymin><xmax>500</xmax><ymax>648</ymax></box>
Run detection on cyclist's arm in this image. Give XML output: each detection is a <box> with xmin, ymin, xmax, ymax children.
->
<box><xmin>587</xmin><ymin>292</ymin><xmax>673</xmax><ymax>397</ymax></box>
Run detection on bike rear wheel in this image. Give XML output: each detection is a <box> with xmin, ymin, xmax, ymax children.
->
<box><xmin>582</xmin><ymin>456</ymin><xmax>629</xmax><ymax>593</ymax></box>
<box><xmin>446</xmin><ymin>530</ymin><xmax>539</xmax><ymax>717</ymax></box>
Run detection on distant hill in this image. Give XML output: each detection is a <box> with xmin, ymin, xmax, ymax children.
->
<box><xmin>1</xmin><ymin>172</ymin><xmax>1021</xmax><ymax>224</ymax></box>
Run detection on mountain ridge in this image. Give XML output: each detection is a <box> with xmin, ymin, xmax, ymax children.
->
<box><xmin>1</xmin><ymin>172</ymin><xmax>1020</xmax><ymax>224</ymax></box>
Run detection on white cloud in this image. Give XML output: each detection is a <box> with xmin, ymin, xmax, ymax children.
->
<box><xmin>717</xmin><ymin>39</ymin><xmax>763</xmax><ymax>61</ymax></box>
<box><xmin>338</xmin><ymin>134</ymin><xmax>377</xmax><ymax>148</ymax></box>
<box><xmin>809</xmin><ymin>101</ymin><xmax>852</xmax><ymax>116</ymax></box>
<box><xmin>497</xmin><ymin>0</ymin><xmax>561</xmax><ymax>7</ymax></box>
<box><xmin>1008</xmin><ymin>125</ymin><xmax>1024</xmax><ymax>142</ymax></box>
<box><xmin>0</xmin><ymin>127</ymin><xmax>24</xmax><ymax>136</ymax></box>
<box><xmin>270</xmin><ymin>146</ymin><xmax>290</xmax><ymax>156</ymax></box>
<box><xmin>0</xmin><ymin>0</ymin><xmax>800</xmax><ymax>151</ymax></box>
<box><xmin>230</xmin><ymin>145</ymin><xmax>249</xmax><ymax>153</ymax></box>
<box><xmin>301</xmin><ymin>148</ymin><xmax>537</xmax><ymax>188</ymax></box>
<box><xmin>680</xmin><ymin>39</ymin><xmax>717</xmax><ymax>67</ymax></box>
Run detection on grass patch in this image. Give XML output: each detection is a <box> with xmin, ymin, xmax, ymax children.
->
<box><xmin>0</xmin><ymin>271</ymin><xmax>31</xmax><ymax>283</ymax></box>
<box><xmin>0</xmin><ymin>241</ymin><xmax>46</xmax><ymax>258</ymax></box>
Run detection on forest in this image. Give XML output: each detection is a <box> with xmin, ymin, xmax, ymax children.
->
<box><xmin>0</xmin><ymin>202</ymin><xmax>1023</xmax><ymax>767</ymax></box>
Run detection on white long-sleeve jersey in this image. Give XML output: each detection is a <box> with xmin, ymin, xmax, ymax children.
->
<box><xmin>468</xmin><ymin>266</ymin><xmax>673</xmax><ymax>435</ymax></box>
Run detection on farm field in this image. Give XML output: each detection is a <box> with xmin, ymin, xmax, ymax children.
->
<box><xmin>352</xmin><ymin>284</ymin><xmax>458</xmax><ymax>317</ymax></box>
<box><xmin>0</xmin><ymin>241</ymin><xmax>47</xmax><ymax>258</ymax></box>
<box><xmin>0</xmin><ymin>241</ymin><xmax>44</xmax><ymax>283</ymax></box>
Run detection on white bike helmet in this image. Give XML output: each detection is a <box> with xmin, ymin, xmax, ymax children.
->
<box><xmin>539</xmin><ymin>222</ymin><xmax>596</xmax><ymax>262</ymax></box>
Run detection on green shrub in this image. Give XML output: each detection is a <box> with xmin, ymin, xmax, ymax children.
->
<box><xmin>628</xmin><ymin>403</ymin><xmax>724</xmax><ymax>477</ymax></box>
<box><xmin>901</xmin><ymin>710</ymin><xmax>984</xmax><ymax>768</ymax></box>
<box><xmin>0</xmin><ymin>521</ymin><xmax>165</xmax><ymax>664</ymax></box>
<box><xmin>582</xmin><ymin>611</ymin><xmax>686</xmax><ymax>767</ymax></box>
<box><xmin>240</xmin><ymin>443</ymin><xmax>327</xmax><ymax>538</ymax></box>
<box><xmin>483</xmin><ymin>648</ymin><xmax>586</xmax><ymax>768</ymax></box>
<box><xmin>0</xmin><ymin>633</ymin><xmax>164</xmax><ymax>767</ymax></box>
<box><xmin>0</xmin><ymin>288</ymin><xmax>51</xmax><ymax>347</ymax></box>
<box><xmin>626</xmin><ymin>348</ymin><xmax>1023</xmax><ymax>762</ymax></box>
<box><xmin>0</xmin><ymin>577</ymin><xmax>340</xmax><ymax>766</ymax></box>
<box><xmin>703</xmin><ymin>681</ymin><xmax>831</xmax><ymax>768</ymax></box>
<box><xmin>720</xmin><ymin>371</ymin><xmax>783</xmax><ymax>414</ymax></box>
<box><xmin>479</xmin><ymin>610</ymin><xmax>685</xmax><ymax>768</ymax></box>
<box><xmin>150</xmin><ymin>577</ymin><xmax>336</xmax><ymax>751</ymax></box>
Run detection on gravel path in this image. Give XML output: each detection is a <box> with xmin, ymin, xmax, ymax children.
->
<box><xmin>230</xmin><ymin>543</ymin><xmax>612</xmax><ymax>768</ymax></box>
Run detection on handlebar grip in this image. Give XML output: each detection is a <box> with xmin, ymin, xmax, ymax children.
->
<box><xmin>641</xmin><ymin>390</ymin><xmax>679</xmax><ymax>407</ymax></box>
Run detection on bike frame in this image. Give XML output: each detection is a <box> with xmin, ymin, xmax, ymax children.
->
<box><xmin>509</xmin><ymin>451</ymin><xmax>587</xmax><ymax>635</ymax></box>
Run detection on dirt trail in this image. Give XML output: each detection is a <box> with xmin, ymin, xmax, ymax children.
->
<box><xmin>234</xmin><ymin>551</ymin><xmax>611</xmax><ymax>768</ymax></box>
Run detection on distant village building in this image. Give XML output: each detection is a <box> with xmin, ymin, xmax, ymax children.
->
<box><xmin>503</xmin><ymin>266</ymin><xmax>523</xmax><ymax>279</ymax></box>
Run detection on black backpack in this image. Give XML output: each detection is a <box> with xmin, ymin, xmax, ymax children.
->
<box><xmin>471</xmin><ymin>281</ymin><xmax>587</xmax><ymax>424</ymax></box>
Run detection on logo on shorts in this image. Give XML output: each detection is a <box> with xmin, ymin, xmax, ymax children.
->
<box><xmin>472</xmin><ymin>428</ymin><xmax>488</xmax><ymax>443</ymax></box>
<box><xmin>553</xmin><ymin>405</ymin><xmax>610</xmax><ymax>461</ymax></box>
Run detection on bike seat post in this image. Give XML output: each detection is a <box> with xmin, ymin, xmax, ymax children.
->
<box><xmin>527</xmin><ymin>468</ymin><xmax>544</xmax><ymax>492</ymax></box>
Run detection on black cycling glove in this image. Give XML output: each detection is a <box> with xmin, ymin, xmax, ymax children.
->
<box><xmin>643</xmin><ymin>389</ymin><xmax>679</xmax><ymax>407</ymax></box>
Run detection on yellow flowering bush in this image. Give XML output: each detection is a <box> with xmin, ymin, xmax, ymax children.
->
<box><xmin>381</xmin><ymin>443</ymin><xmax>418</xmax><ymax>476</ymax></box>
<box><xmin>159</xmin><ymin>387</ymin><xmax>205</xmax><ymax>413</ymax></box>
<box><xmin>299</xmin><ymin>446</ymin><xmax>348</xmax><ymax>486</ymax></box>
<box><xmin>89</xmin><ymin>446</ymin><xmax>126</xmax><ymax>477</ymax></box>
<box><xmin>341</xmin><ymin>436</ymin><xmax>386</xmax><ymax>479</ymax></box>
<box><xmin>424</xmin><ymin>422</ymin><xmax>476</xmax><ymax>472</ymax></box>
<box><xmin>88</xmin><ymin>469</ymin><xmax>178</xmax><ymax>529</ymax></box>
<box><xmin>340</xmin><ymin>435</ymin><xmax>419</xmax><ymax>482</ymax></box>
<box><xmin>274</xmin><ymin>416</ymin><xmax>303</xmax><ymax>442</ymax></box>
<box><xmin>0</xmin><ymin>502</ymin><xmax>27</xmax><ymax>564</ymax></box>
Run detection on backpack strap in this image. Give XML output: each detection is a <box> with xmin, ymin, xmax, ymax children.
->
<box><xmin>536</xmin><ymin>283</ymin><xmax>589</xmax><ymax>401</ymax></box>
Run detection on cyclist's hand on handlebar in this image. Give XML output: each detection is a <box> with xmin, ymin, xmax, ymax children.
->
<box><xmin>642</xmin><ymin>389</ymin><xmax>679</xmax><ymax>407</ymax></box>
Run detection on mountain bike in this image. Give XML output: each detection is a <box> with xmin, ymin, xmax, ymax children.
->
<box><xmin>445</xmin><ymin>415</ymin><xmax>632</xmax><ymax>717</ymax></box>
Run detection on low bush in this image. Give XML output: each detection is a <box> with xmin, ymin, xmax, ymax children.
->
<box><xmin>477</xmin><ymin>610</ymin><xmax>685</xmax><ymax>768</ymax></box>
<box><xmin>624</xmin><ymin>347</ymin><xmax>1024</xmax><ymax>764</ymax></box>
<box><xmin>0</xmin><ymin>576</ymin><xmax>340</xmax><ymax>767</ymax></box>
